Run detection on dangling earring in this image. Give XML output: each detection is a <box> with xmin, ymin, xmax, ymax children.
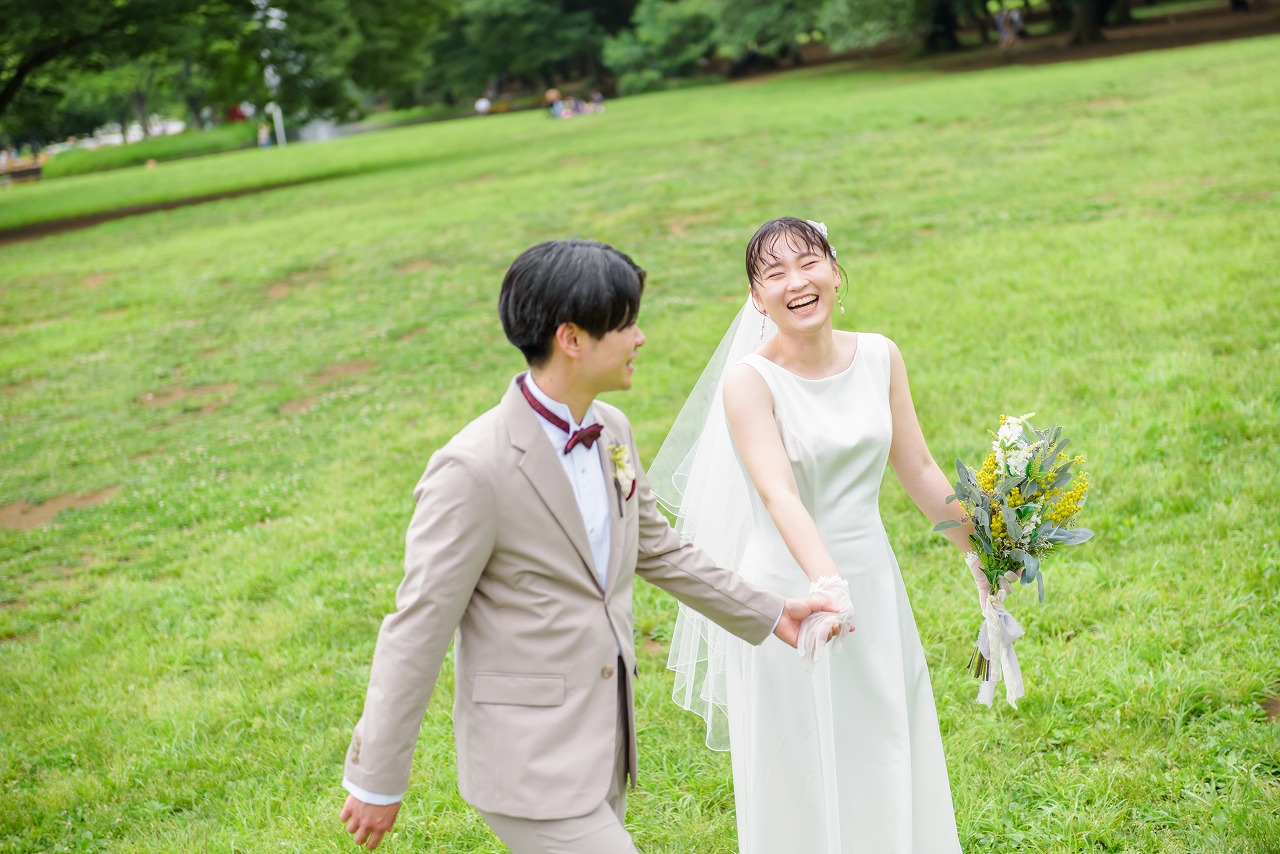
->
<box><xmin>759</xmin><ymin>313</ymin><xmax>766</xmax><ymax>340</ymax></box>
<box><xmin>837</xmin><ymin>283</ymin><xmax>846</xmax><ymax>316</ymax></box>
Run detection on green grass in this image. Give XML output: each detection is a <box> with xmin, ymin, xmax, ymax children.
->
<box><xmin>1131</xmin><ymin>0</ymin><xmax>1227</xmax><ymax>19</ymax></box>
<box><xmin>2</xmin><ymin>34</ymin><xmax>1278</xmax><ymax>853</ymax></box>
<box><xmin>0</xmin><ymin>99</ymin><xmax>562</xmax><ymax>231</ymax></box>
<box><xmin>41</xmin><ymin>123</ymin><xmax>259</xmax><ymax>180</ymax></box>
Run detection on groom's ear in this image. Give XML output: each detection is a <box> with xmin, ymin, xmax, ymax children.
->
<box><xmin>553</xmin><ymin>322</ymin><xmax>585</xmax><ymax>361</ymax></box>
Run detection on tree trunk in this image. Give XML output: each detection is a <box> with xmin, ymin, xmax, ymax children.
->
<box><xmin>1046</xmin><ymin>0</ymin><xmax>1073</xmax><ymax>30</ymax></box>
<box><xmin>129</xmin><ymin>64</ymin><xmax>156</xmax><ymax>140</ymax></box>
<box><xmin>965</xmin><ymin>0</ymin><xmax>994</xmax><ymax>45</ymax></box>
<box><xmin>130</xmin><ymin>90</ymin><xmax>151</xmax><ymax>139</ymax></box>
<box><xmin>119</xmin><ymin>106</ymin><xmax>134</xmax><ymax>143</ymax></box>
<box><xmin>185</xmin><ymin>93</ymin><xmax>204</xmax><ymax>129</ymax></box>
<box><xmin>924</xmin><ymin>0</ymin><xmax>961</xmax><ymax>52</ymax></box>
<box><xmin>1070</xmin><ymin>0</ymin><xmax>1106</xmax><ymax>43</ymax></box>
<box><xmin>1110</xmin><ymin>0</ymin><xmax>1134</xmax><ymax>24</ymax></box>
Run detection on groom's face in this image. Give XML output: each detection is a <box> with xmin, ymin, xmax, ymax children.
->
<box><xmin>580</xmin><ymin>322</ymin><xmax>645</xmax><ymax>394</ymax></box>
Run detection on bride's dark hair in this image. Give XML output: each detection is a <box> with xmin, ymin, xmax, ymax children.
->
<box><xmin>744</xmin><ymin>217</ymin><xmax>845</xmax><ymax>288</ymax></box>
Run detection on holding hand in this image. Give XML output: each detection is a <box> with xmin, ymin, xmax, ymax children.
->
<box><xmin>340</xmin><ymin>796</ymin><xmax>401</xmax><ymax>851</ymax></box>
<box><xmin>773</xmin><ymin>594</ymin><xmax>845</xmax><ymax>647</ymax></box>
<box><xmin>966</xmin><ymin>551</ymin><xmax>1020</xmax><ymax>613</ymax></box>
<box><xmin>796</xmin><ymin>577</ymin><xmax>855</xmax><ymax>661</ymax></box>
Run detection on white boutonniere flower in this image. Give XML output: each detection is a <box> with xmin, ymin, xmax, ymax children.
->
<box><xmin>608</xmin><ymin>442</ymin><xmax>636</xmax><ymax>501</ymax></box>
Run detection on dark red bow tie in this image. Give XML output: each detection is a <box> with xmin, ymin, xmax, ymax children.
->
<box><xmin>518</xmin><ymin>375</ymin><xmax>604</xmax><ymax>454</ymax></box>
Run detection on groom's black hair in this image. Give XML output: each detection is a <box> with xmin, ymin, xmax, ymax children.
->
<box><xmin>499</xmin><ymin>239</ymin><xmax>646</xmax><ymax>366</ymax></box>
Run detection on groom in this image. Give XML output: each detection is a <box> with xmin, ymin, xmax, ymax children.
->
<box><xmin>339</xmin><ymin>239</ymin><xmax>836</xmax><ymax>853</ymax></box>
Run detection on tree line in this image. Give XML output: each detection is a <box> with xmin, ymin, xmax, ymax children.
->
<box><xmin>1</xmin><ymin>0</ymin><xmax>1133</xmax><ymax>146</ymax></box>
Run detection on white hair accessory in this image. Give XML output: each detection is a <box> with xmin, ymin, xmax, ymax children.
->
<box><xmin>804</xmin><ymin>219</ymin><xmax>837</xmax><ymax>258</ymax></box>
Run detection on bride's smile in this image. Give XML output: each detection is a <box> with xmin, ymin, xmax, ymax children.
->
<box><xmin>787</xmin><ymin>294</ymin><xmax>820</xmax><ymax>314</ymax></box>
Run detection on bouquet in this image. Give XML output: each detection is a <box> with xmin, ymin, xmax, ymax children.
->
<box><xmin>935</xmin><ymin>413</ymin><xmax>1092</xmax><ymax>707</ymax></box>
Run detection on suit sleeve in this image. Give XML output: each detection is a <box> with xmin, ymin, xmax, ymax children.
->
<box><xmin>343</xmin><ymin>451</ymin><xmax>497</xmax><ymax>797</ymax></box>
<box><xmin>628</xmin><ymin>426</ymin><xmax>784</xmax><ymax>644</ymax></box>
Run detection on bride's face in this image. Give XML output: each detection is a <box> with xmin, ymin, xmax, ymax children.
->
<box><xmin>749</xmin><ymin>233</ymin><xmax>841</xmax><ymax>332</ymax></box>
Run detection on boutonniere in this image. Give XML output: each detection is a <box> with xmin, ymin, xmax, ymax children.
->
<box><xmin>608</xmin><ymin>442</ymin><xmax>636</xmax><ymax>508</ymax></box>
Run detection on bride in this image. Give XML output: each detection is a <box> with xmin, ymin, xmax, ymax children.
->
<box><xmin>652</xmin><ymin>217</ymin><xmax>985</xmax><ymax>852</ymax></box>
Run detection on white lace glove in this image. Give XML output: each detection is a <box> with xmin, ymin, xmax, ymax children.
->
<box><xmin>967</xmin><ymin>551</ymin><xmax>1019</xmax><ymax>612</ymax></box>
<box><xmin>966</xmin><ymin>551</ymin><xmax>991</xmax><ymax>611</ymax></box>
<box><xmin>796</xmin><ymin>576</ymin><xmax>854</xmax><ymax>662</ymax></box>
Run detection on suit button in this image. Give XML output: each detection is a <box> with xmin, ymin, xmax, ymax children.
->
<box><xmin>601</xmin><ymin>665</ymin><xmax>615</xmax><ymax>679</ymax></box>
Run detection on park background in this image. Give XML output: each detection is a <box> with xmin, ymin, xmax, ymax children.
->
<box><xmin>2</xmin><ymin>2</ymin><xmax>1279</xmax><ymax>852</ymax></box>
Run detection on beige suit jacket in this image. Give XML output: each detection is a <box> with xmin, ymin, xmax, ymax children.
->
<box><xmin>344</xmin><ymin>375</ymin><xmax>784</xmax><ymax>821</ymax></box>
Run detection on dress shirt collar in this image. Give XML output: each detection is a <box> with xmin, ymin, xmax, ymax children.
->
<box><xmin>522</xmin><ymin>372</ymin><xmax>595</xmax><ymax>432</ymax></box>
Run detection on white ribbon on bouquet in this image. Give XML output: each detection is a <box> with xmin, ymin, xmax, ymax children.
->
<box><xmin>976</xmin><ymin>570</ymin><xmax>1026</xmax><ymax>708</ymax></box>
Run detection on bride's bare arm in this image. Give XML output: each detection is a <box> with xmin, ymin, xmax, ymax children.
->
<box><xmin>723</xmin><ymin>363</ymin><xmax>840</xmax><ymax>581</ymax></box>
<box><xmin>884</xmin><ymin>339</ymin><xmax>974</xmax><ymax>552</ymax></box>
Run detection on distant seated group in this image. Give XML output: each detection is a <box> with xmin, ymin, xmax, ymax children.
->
<box><xmin>544</xmin><ymin>88</ymin><xmax>605</xmax><ymax>119</ymax></box>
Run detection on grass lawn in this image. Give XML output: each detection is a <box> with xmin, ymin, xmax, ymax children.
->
<box><xmin>1</xmin><ymin>34</ymin><xmax>1278</xmax><ymax>853</ymax></box>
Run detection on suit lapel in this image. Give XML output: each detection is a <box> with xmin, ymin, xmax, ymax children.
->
<box><xmin>503</xmin><ymin>380</ymin><xmax>601</xmax><ymax>590</ymax></box>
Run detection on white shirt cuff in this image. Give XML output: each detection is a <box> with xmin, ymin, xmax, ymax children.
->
<box><xmin>343</xmin><ymin>778</ymin><xmax>404</xmax><ymax>806</ymax></box>
<box><xmin>771</xmin><ymin>607</ymin><xmax>783</xmax><ymax>635</ymax></box>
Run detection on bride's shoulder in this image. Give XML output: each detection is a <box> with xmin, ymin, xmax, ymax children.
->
<box><xmin>850</xmin><ymin>332</ymin><xmax>901</xmax><ymax>378</ymax></box>
<box><xmin>724</xmin><ymin>357</ymin><xmax>774</xmax><ymax>404</ymax></box>
<box><xmin>849</xmin><ymin>330</ymin><xmax>896</xmax><ymax>352</ymax></box>
<box><xmin>731</xmin><ymin>340</ymin><xmax>776</xmax><ymax>372</ymax></box>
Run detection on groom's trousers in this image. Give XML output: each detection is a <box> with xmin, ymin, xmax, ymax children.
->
<box><xmin>477</xmin><ymin>662</ymin><xmax>640</xmax><ymax>854</ymax></box>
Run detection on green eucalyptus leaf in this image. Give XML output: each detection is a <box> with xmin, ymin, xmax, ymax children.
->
<box><xmin>1018</xmin><ymin>551</ymin><xmax>1041</xmax><ymax>576</ymax></box>
<box><xmin>1048</xmin><ymin>526</ymin><xmax>1093</xmax><ymax>545</ymax></box>
<box><xmin>1002</xmin><ymin>505</ymin><xmax>1022</xmax><ymax>540</ymax></box>
<box><xmin>972</xmin><ymin>527</ymin><xmax>993</xmax><ymax>553</ymax></box>
<box><xmin>934</xmin><ymin>519</ymin><xmax>962</xmax><ymax>531</ymax></box>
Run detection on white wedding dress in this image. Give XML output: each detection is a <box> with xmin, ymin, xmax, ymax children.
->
<box><xmin>722</xmin><ymin>334</ymin><xmax>961</xmax><ymax>853</ymax></box>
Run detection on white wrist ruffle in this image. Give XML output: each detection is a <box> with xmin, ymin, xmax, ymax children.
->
<box><xmin>796</xmin><ymin>576</ymin><xmax>854</xmax><ymax>662</ymax></box>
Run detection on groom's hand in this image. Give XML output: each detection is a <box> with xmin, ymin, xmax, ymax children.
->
<box><xmin>341</xmin><ymin>795</ymin><xmax>401</xmax><ymax>850</ymax></box>
<box><xmin>773</xmin><ymin>596</ymin><xmax>847</xmax><ymax>648</ymax></box>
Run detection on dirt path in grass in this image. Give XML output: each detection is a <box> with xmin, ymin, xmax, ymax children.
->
<box><xmin>0</xmin><ymin>178</ymin><xmax>320</xmax><ymax>248</ymax></box>
<box><xmin>1</xmin><ymin>7</ymin><xmax>1276</xmax><ymax>249</ymax></box>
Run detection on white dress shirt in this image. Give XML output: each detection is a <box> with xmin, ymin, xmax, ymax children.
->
<box><xmin>521</xmin><ymin>373</ymin><xmax>612</xmax><ymax>588</ymax></box>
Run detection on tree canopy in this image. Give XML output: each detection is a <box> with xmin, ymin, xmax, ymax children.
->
<box><xmin>2</xmin><ymin>0</ymin><xmax>1126</xmax><ymax>146</ymax></box>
